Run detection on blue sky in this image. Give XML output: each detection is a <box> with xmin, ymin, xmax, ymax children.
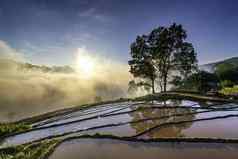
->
<box><xmin>0</xmin><ymin>0</ymin><xmax>238</xmax><ymax>65</ymax></box>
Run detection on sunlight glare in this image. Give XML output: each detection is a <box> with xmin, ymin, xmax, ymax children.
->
<box><xmin>76</xmin><ymin>47</ymin><xmax>95</xmax><ymax>78</ymax></box>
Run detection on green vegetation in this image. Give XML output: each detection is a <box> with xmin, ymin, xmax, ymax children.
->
<box><xmin>220</xmin><ymin>85</ymin><xmax>238</xmax><ymax>96</ymax></box>
<box><xmin>171</xmin><ymin>56</ymin><xmax>238</xmax><ymax>95</ymax></box>
<box><xmin>172</xmin><ymin>70</ymin><xmax>219</xmax><ymax>93</ymax></box>
<box><xmin>127</xmin><ymin>24</ymin><xmax>238</xmax><ymax>95</ymax></box>
<box><xmin>0</xmin><ymin>123</ymin><xmax>31</xmax><ymax>137</ymax></box>
<box><xmin>201</xmin><ymin>57</ymin><xmax>238</xmax><ymax>73</ymax></box>
<box><xmin>215</xmin><ymin>62</ymin><xmax>238</xmax><ymax>86</ymax></box>
<box><xmin>128</xmin><ymin>23</ymin><xmax>197</xmax><ymax>93</ymax></box>
<box><xmin>0</xmin><ymin>139</ymin><xmax>59</xmax><ymax>159</ymax></box>
<box><xmin>136</xmin><ymin>92</ymin><xmax>237</xmax><ymax>103</ymax></box>
<box><xmin>213</xmin><ymin>60</ymin><xmax>238</xmax><ymax>96</ymax></box>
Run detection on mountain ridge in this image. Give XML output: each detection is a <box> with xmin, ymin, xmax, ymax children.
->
<box><xmin>200</xmin><ymin>57</ymin><xmax>238</xmax><ymax>72</ymax></box>
<box><xmin>0</xmin><ymin>58</ymin><xmax>75</xmax><ymax>73</ymax></box>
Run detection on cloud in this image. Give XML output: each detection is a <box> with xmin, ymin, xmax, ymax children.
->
<box><xmin>78</xmin><ymin>7</ymin><xmax>111</xmax><ymax>22</ymax></box>
<box><xmin>0</xmin><ymin>42</ymin><xmax>131</xmax><ymax>122</ymax></box>
<box><xmin>79</xmin><ymin>8</ymin><xmax>97</xmax><ymax>17</ymax></box>
<box><xmin>0</xmin><ymin>40</ymin><xmax>24</xmax><ymax>61</ymax></box>
<box><xmin>0</xmin><ymin>60</ymin><xmax>130</xmax><ymax>122</ymax></box>
<box><xmin>0</xmin><ymin>39</ymin><xmax>134</xmax><ymax>122</ymax></box>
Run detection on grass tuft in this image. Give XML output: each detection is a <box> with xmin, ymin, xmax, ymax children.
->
<box><xmin>0</xmin><ymin>139</ymin><xmax>59</xmax><ymax>159</ymax></box>
<box><xmin>0</xmin><ymin>123</ymin><xmax>31</xmax><ymax>138</ymax></box>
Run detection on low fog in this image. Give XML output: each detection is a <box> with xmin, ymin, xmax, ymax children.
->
<box><xmin>0</xmin><ymin>42</ymin><xmax>131</xmax><ymax>122</ymax></box>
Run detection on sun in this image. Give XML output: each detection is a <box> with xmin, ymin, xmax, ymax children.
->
<box><xmin>76</xmin><ymin>48</ymin><xmax>95</xmax><ymax>77</ymax></box>
<box><xmin>77</xmin><ymin>56</ymin><xmax>94</xmax><ymax>75</ymax></box>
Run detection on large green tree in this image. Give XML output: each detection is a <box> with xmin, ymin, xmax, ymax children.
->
<box><xmin>128</xmin><ymin>35</ymin><xmax>157</xmax><ymax>93</ymax></box>
<box><xmin>129</xmin><ymin>23</ymin><xmax>197</xmax><ymax>93</ymax></box>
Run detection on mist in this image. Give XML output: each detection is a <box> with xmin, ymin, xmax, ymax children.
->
<box><xmin>0</xmin><ymin>55</ymin><xmax>131</xmax><ymax>122</ymax></box>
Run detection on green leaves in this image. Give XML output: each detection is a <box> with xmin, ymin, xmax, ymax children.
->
<box><xmin>215</xmin><ymin>63</ymin><xmax>238</xmax><ymax>85</ymax></box>
<box><xmin>129</xmin><ymin>23</ymin><xmax>198</xmax><ymax>93</ymax></box>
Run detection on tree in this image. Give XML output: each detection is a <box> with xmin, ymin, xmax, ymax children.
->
<box><xmin>128</xmin><ymin>80</ymin><xmax>138</xmax><ymax>95</ymax></box>
<box><xmin>149</xmin><ymin>23</ymin><xmax>197</xmax><ymax>92</ymax></box>
<box><xmin>215</xmin><ymin>63</ymin><xmax>238</xmax><ymax>86</ymax></box>
<box><xmin>128</xmin><ymin>23</ymin><xmax>197</xmax><ymax>93</ymax></box>
<box><xmin>128</xmin><ymin>35</ymin><xmax>157</xmax><ymax>93</ymax></box>
<box><xmin>176</xmin><ymin>71</ymin><xmax>219</xmax><ymax>93</ymax></box>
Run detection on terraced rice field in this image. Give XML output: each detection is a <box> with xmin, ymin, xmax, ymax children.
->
<box><xmin>1</xmin><ymin>99</ymin><xmax>238</xmax><ymax>158</ymax></box>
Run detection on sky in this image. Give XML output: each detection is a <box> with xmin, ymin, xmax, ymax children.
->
<box><xmin>0</xmin><ymin>0</ymin><xmax>238</xmax><ymax>65</ymax></box>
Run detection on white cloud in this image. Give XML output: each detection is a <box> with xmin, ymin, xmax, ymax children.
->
<box><xmin>79</xmin><ymin>8</ymin><xmax>97</xmax><ymax>17</ymax></box>
<box><xmin>78</xmin><ymin>7</ymin><xmax>111</xmax><ymax>23</ymax></box>
<box><xmin>0</xmin><ymin>40</ymin><xmax>24</xmax><ymax>61</ymax></box>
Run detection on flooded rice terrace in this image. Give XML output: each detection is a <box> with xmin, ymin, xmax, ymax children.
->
<box><xmin>1</xmin><ymin>99</ymin><xmax>238</xmax><ymax>158</ymax></box>
<box><xmin>49</xmin><ymin>139</ymin><xmax>238</xmax><ymax>159</ymax></box>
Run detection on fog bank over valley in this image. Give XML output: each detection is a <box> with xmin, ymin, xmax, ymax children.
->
<box><xmin>0</xmin><ymin>44</ymin><xmax>131</xmax><ymax>122</ymax></box>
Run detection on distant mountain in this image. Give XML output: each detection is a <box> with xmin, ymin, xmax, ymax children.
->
<box><xmin>200</xmin><ymin>57</ymin><xmax>238</xmax><ymax>73</ymax></box>
<box><xmin>0</xmin><ymin>58</ymin><xmax>75</xmax><ymax>73</ymax></box>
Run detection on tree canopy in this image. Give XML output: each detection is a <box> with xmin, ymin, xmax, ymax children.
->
<box><xmin>128</xmin><ymin>23</ymin><xmax>197</xmax><ymax>93</ymax></box>
<box><xmin>173</xmin><ymin>70</ymin><xmax>219</xmax><ymax>93</ymax></box>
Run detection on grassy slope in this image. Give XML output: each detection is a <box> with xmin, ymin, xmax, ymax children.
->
<box><xmin>201</xmin><ymin>56</ymin><xmax>238</xmax><ymax>72</ymax></box>
<box><xmin>220</xmin><ymin>85</ymin><xmax>238</xmax><ymax>95</ymax></box>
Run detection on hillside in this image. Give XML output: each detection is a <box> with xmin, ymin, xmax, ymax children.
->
<box><xmin>0</xmin><ymin>58</ymin><xmax>75</xmax><ymax>73</ymax></box>
<box><xmin>200</xmin><ymin>57</ymin><xmax>238</xmax><ymax>72</ymax></box>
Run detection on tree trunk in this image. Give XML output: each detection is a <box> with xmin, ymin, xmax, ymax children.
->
<box><xmin>159</xmin><ymin>80</ymin><xmax>163</xmax><ymax>93</ymax></box>
<box><xmin>163</xmin><ymin>73</ymin><xmax>167</xmax><ymax>92</ymax></box>
<box><xmin>163</xmin><ymin>80</ymin><xmax>167</xmax><ymax>92</ymax></box>
<box><xmin>152</xmin><ymin>78</ymin><xmax>155</xmax><ymax>94</ymax></box>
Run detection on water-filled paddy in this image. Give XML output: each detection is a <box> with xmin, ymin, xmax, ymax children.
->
<box><xmin>1</xmin><ymin>100</ymin><xmax>238</xmax><ymax>148</ymax></box>
<box><xmin>49</xmin><ymin>139</ymin><xmax>238</xmax><ymax>159</ymax></box>
<box><xmin>138</xmin><ymin>117</ymin><xmax>238</xmax><ymax>139</ymax></box>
